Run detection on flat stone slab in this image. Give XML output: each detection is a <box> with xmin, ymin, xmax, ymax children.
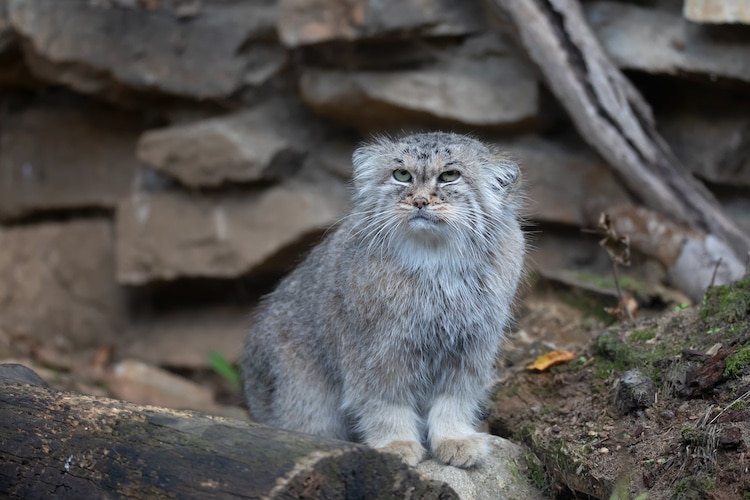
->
<box><xmin>0</xmin><ymin>219</ymin><xmax>122</xmax><ymax>347</ymax></box>
<box><xmin>586</xmin><ymin>1</ymin><xmax>750</xmax><ymax>83</ymax></box>
<box><xmin>115</xmin><ymin>179</ymin><xmax>350</xmax><ymax>284</ymax></box>
<box><xmin>7</xmin><ymin>0</ymin><xmax>285</xmax><ymax>99</ymax></box>
<box><xmin>278</xmin><ymin>0</ymin><xmax>483</xmax><ymax>47</ymax></box>
<box><xmin>0</xmin><ymin>100</ymin><xmax>141</xmax><ymax>220</ymax></box>
<box><xmin>300</xmin><ymin>35</ymin><xmax>538</xmax><ymax>130</ymax></box>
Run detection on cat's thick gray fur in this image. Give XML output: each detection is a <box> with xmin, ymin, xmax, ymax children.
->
<box><xmin>242</xmin><ymin>132</ymin><xmax>525</xmax><ymax>468</ymax></box>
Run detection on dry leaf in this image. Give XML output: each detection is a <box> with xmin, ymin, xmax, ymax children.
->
<box><xmin>526</xmin><ymin>350</ymin><xmax>575</xmax><ymax>371</ymax></box>
<box><xmin>604</xmin><ymin>295</ymin><xmax>638</xmax><ymax>321</ymax></box>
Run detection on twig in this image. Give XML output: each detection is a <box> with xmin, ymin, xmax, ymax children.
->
<box><xmin>611</xmin><ymin>260</ymin><xmax>634</xmax><ymax>322</ymax></box>
<box><xmin>707</xmin><ymin>389</ymin><xmax>750</xmax><ymax>426</ymax></box>
<box><xmin>709</xmin><ymin>257</ymin><xmax>723</xmax><ymax>288</ymax></box>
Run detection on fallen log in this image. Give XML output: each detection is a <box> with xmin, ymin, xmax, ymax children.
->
<box><xmin>0</xmin><ymin>365</ymin><xmax>456</xmax><ymax>499</ymax></box>
<box><xmin>487</xmin><ymin>0</ymin><xmax>750</xmax><ymax>294</ymax></box>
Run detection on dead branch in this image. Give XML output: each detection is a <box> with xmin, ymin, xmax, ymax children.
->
<box><xmin>486</xmin><ymin>0</ymin><xmax>750</xmax><ymax>273</ymax></box>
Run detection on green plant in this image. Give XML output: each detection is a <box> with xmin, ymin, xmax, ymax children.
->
<box><xmin>630</xmin><ymin>329</ymin><xmax>656</xmax><ymax>342</ymax></box>
<box><xmin>724</xmin><ymin>346</ymin><xmax>750</xmax><ymax>379</ymax></box>
<box><xmin>209</xmin><ymin>351</ymin><xmax>242</xmax><ymax>388</ymax></box>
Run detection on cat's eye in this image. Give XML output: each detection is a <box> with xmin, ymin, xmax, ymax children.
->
<box><xmin>438</xmin><ymin>170</ymin><xmax>461</xmax><ymax>183</ymax></box>
<box><xmin>393</xmin><ymin>169</ymin><xmax>412</xmax><ymax>182</ymax></box>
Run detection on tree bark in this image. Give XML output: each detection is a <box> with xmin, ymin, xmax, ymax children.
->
<box><xmin>0</xmin><ymin>370</ymin><xmax>456</xmax><ymax>499</ymax></box>
<box><xmin>487</xmin><ymin>0</ymin><xmax>750</xmax><ymax>273</ymax></box>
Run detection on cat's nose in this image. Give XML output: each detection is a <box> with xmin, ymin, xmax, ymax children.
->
<box><xmin>412</xmin><ymin>196</ymin><xmax>429</xmax><ymax>209</ymax></box>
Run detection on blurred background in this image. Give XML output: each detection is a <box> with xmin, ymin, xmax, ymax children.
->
<box><xmin>0</xmin><ymin>0</ymin><xmax>749</xmax><ymax>417</ymax></box>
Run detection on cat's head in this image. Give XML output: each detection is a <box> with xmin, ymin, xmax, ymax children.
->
<box><xmin>350</xmin><ymin>132</ymin><xmax>521</xmax><ymax>252</ymax></box>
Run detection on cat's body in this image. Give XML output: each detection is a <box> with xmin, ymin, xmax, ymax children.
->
<box><xmin>242</xmin><ymin>132</ymin><xmax>525</xmax><ymax>467</ymax></box>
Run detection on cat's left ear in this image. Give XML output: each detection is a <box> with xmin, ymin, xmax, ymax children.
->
<box><xmin>491</xmin><ymin>158</ymin><xmax>520</xmax><ymax>191</ymax></box>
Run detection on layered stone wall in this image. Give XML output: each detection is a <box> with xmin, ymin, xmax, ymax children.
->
<box><xmin>0</xmin><ymin>0</ymin><xmax>749</xmax><ymax>368</ymax></box>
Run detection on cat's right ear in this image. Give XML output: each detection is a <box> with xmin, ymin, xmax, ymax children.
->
<box><xmin>351</xmin><ymin>144</ymin><xmax>383</xmax><ymax>189</ymax></box>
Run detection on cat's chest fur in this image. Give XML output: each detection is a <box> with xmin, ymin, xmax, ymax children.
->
<box><xmin>347</xmin><ymin>244</ymin><xmax>505</xmax><ymax>338</ymax></box>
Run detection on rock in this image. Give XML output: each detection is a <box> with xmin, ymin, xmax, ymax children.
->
<box><xmin>6</xmin><ymin>0</ymin><xmax>285</xmax><ymax>99</ymax></box>
<box><xmin>107</xmin><ymin>359</ymin><xmax>223</xmax><ymax>414</ymax></box>
<box><xmin>136</xmin><ymin>100</ymin><xmax>315</xmax><ymax>188</ymax></box>
<box><xmin>278</xmin><ymin>0</ymin><xmax>483</xmax><ymax>47</ymax></box>
<box><xmin>0</xmin><ymin>97</ymin><xmax>142</xmax><ymax>220</ymax></box>
<box><xmin>0</xmin><ymin>363</ymin><xmax>50</xmax><ymax>388</ymax></box>
<box><xmin>716</xmin><ymin>189</ymin><xmax>750</xmax><ymax>236</ymax></box>
<box><xmin>612</xmin><ymin>369</ymin><xmax>657</xmax><ymax>414</ymax></box>
<box><xmin>416</xmin><ymin>435</ymin><xmax>545</xmax><ymax>500</ymax></box>
<box><xmin>115</xmin><ymin>178</ymin><xmax>350</xmax><ymax>284</ymax></box>
<box><xmin>658</xmin><ymin>111</ymin><xmax>750</xmax><ymax>187</ymax></box>
<box><xmin>585</xmin><ymin>2</ymin><xmax>750</xmax><ymax>83</ymax></box>
<box><xmin>300</xmin><ymin>35</ymin><xmax>537</xmax><ymax>130</ymax></box>
<box><xmin>122</xmin><ymin>306</ymin><xmax>249</xmax><ymax>369</ymax></box>
<box><xmin>0</xmin><ymin>219</ymin><xmax>122</xmax><ymax>347</ymax></box>
<box><xmin>684</xmin><ymin>0</ymin><xmax>750</xmax><ymax>24</ymax></box>
<box><xmin>0</xmin><ymin>2</ymin><xmax>14</xmax><ymax>54</ymax></box>
<box><xmin>499</xmin><ymin>136</ymin><xmax>631</xmax><ymax>226</ymax></box>
<box><xmin>0</xmin><ymin>4</ymin><xmax>36</xmax><ymax>88</ymax></box>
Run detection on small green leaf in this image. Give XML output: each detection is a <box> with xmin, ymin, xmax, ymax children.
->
<box><xmin>209</xmin><ymin>351</ymin><xmax>241</xmax><ymax>388</ymax></box>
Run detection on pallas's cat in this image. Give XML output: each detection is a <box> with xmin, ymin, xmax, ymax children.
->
<box><xmin>242</xmin><ymin>132</ymin><xmax>525</xmax><ymax>467</ymax></box>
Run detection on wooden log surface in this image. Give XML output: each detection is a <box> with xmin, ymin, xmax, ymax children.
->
<box><xmin>0</xmin><ymin>366</ymin><xmax>457</xmax><ymax>499</ymax></box>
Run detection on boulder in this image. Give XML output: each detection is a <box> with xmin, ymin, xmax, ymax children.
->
<box><xmin>0</xmin><ymin>219</ymin><xmax>122</xmax><ymax>347</ymax></box>
<box><xmin>658</xmin><ymin>111</ymin><xmax>750</xmax><ymax>187</ymax></box>
<box><xmin>585</xmin><ymin>1</ymin><xmax>750</xmax><ymax>83</ymax></box>
<box><xmin>498</xmin><ymin>136</ymin><xmax>631</xmax><ymax>226</ymax></box>
<box><xmin>6</xmin><ymin>0</ymin><xmax>285</xmax><ymax>99</ymax></box>
<box><xmin>136</xmin><ymin>100</ymin><xmax>315</xmax><ymax>188</ymax></box>
<box><xmin>278</xmin><ymin>0</ymin><xmax>483</xmax><ymax>47</ymax></box>
<box><xmin>684</xmin><ymin>0</ymin><xmax>750</xmax><ymax>24</ymax></box>
<box><xmin>416</xmin><ymin>435</ymin><xmax>545</xmax><ymax>500</ymax></box>
<box><xmin>300</xmin><ymin>35</ymin><xmax>538</xmax><ymax>130</ymax></box>
<box><xmin>115</xmin><ymin>178</ymin><xmax>350</xmax><ymax>284</ymax></box>
<box><xmin>0</xmin><ymin>2</ymin><xmax>13</xmax><ymax>54</ymax></box>
<box><xmin>0</xmin><ymin>98</ymin><xmax>141</xmax><ymax>220</ymax></box>
<box><xmin>121</xmin><ymin>306</ymin><xmax>249</xmax><ymax>369</ymax></box>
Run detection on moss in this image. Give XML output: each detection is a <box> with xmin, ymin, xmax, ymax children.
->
<box><xmin>680</xmin><ymin>427</ymin><xmax>708</xmax><ymax>447</ymax></box>
<box><xmin>700</xmin><ymin>278</ymin><xmax>750</xmax><ymax>327</ymax></box>
<box><xmin>729</xmin><ymin>399</ymin><xmax>747</xmax><ymax>410</ymax></box>
<box><xmin>629</xmin><ymin>328</ymin><xmax>656</xmax><ymax>342</ymax></box>
<box><xmin>595</xmin><ymin>328</ymin><xmax>678</xmax><ymax>384</ymax></box>
<box><xmin>724</xmin><ymin>346</ymin><xmax>750</xmax><ymax>379</ymax></box>
<box><xmin>597</xmin><ymin>330</ymin><xmax>632</xmax><ymax>366</ymax></box>
<box><xmin>560</xmin><ymin>289</ymin><xmax>617</xmax><ymax>323</ymax></box>
<box><xmin>571</xmin><ymin>270</ymin><xmax>645</xmax><ymax>294</ymax></box>
<box><xmin>524</xmin><ymin>453</ymin><xmax>547</xmax><ymax>491</ymax></box>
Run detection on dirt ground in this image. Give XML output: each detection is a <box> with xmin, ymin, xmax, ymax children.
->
<box><xmin>3</xmin><ymin>273</ymin><xmax>748</xmax><ymax>499</ymax></box>
<box><xmin>492</xmin><ymin>276</ymin><xmax>750</xmax><ymax>499</ymax></box>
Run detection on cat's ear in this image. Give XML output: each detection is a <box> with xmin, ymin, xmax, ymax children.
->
<box><xmin>491</xmin><ymin>158</ymin><xmax>520</xmax><ymax>191</ymax></box>
<box><xmin>351</xmin><ymin>144</ymin><xmax>379</xmax><ymax>190</ymax></box>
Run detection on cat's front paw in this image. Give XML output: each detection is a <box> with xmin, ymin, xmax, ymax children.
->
<box><xmin>378</xmin><ymin>440</ymin><xmax>426</xmax><ymax>466</ymax></box>
<box><xmin>432</xmin><ymin>433</ymin><xmax>489</xmax><ymax>468</ymax></box>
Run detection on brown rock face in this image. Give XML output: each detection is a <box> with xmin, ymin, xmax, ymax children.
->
<box><xmin>684</xmin><ymin>0</ymin><xmax>750</xmax><ymax>24</ymax></box>
<box><xmin>136</xmin><ymin>101</ymin><xmax>316</xmax><ymax>188</ymax></box>
<box><xmin>299</xmin><ymin>35</ymin><xmax>538</xmax><ymax>131</ymax></box>
<box><xmin>0</xmin><ymin>100</ymin><xmax>141</xmax><ymax>221</ymax></box>
<box><xmin>0</xmin><ymin>220</ymin><xmax>122</xmax><ymax>346</ymax></box>
<box><xmin>278</xmin><ymin>0</ymin><xmax>484</xmax><ymax>47</ymax></box>
<box><xmin>115</xmin><ymin>180</ymin><xmax>350</xmax><ymax>285</ymax></box>
<box><xmin>585</xmin><ymin>2</ymin><xmax>750</xmax><ymax>83</ymax></box>
<box><xmin>499</xmin><ymin>136</ymin><xmax>631</xmax><ymax>226</ymax></box>
<box><xmin>6</xmin><ymin>0</ymin><xmax>285</xmax><ymax>99</ymax></box>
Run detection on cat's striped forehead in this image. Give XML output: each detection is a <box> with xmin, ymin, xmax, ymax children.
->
<box><xmin>395</xmin><ymin>133</ymin><xmax>488</xmax><ymax>160</ymax></box>
<box><xmin>371</xmin><ymin>133</ymin><xmax>491</xmax><ymax>176</ymax></box>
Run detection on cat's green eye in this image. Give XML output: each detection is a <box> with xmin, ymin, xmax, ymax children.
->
<box><xmin>393</xmin><ymin>169</ymin><xmax>412</xmax><ymax>182</ymax></box>
<box><xmin>438</xmin><ymin>170</ymin><xmax>461</xmax><ymax>183</ymax></box>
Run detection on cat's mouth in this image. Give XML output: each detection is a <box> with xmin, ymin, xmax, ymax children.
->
<box><xmin>408</xmin><ymin>211</ymin><xmax>442</xmax><ymax>227</ymax></box>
